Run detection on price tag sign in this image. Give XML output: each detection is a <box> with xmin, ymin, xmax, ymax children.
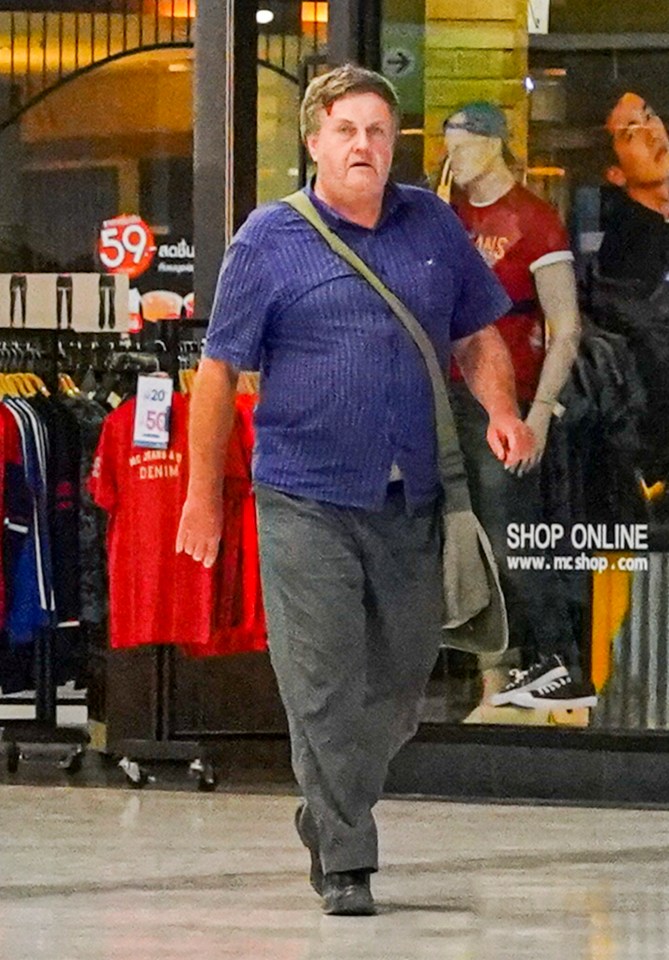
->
<box><xmin>98</xmin><ymin>214</ymin><xmax>157</xmax><ymax>279</ymax></box>
<box><xmin>133</xmin><ymin>375</ymin><xmax>174</xmax><ymax>449</ymax></box>
<box><xmin>528</xmin><ymin>0</ymin><xmax>550</xmax><ymax>34</ymax></box>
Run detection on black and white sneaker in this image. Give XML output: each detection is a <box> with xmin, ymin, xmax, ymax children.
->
<box><xmin>487</xmin><ymin>654</ymin><xmax>569</xmax><ymax>706</ymax></box>
<box><xmin>510</xmin><ymin>675</ymin><xmax>598</xmax><ymax>710</ymax></box>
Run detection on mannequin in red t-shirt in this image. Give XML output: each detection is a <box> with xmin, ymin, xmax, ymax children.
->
<box><xmin>443</xmin><ymin>101</ymin><xmax>595</xmax><ymax>714</ymax></box>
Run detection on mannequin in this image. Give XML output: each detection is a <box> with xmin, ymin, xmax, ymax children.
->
<box><xmin>443</xmin><ymin>102</ymin><xmax>595</xmax><ymax>713</ymax></box>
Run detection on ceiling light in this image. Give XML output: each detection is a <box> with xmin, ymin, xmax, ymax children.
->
<box><xmin>301</xmin><ymin>2</ymin><xmax>328</xmax><ymax>24</ymax></box>
<box><xmin>256</xmin><ymin>9</ymin><xmax>274</xmax><ymax>24</ymax></box>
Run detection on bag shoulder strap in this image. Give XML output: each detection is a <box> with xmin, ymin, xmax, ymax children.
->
<box><xmin>282</xmin><ymin>189</ymin><xmax>470</xmax><ymax>511</ymax></box>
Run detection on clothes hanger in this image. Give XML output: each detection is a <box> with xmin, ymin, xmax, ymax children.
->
<box><xmin>24</xmin><ymin>371</ymin><xmax>50</xmax><ymax>397</ymax></box>
<box><xmin>1</xmin><ymin>374</ymin><xmax>20</xmax><ymax>397</ymax></box>
<box><xmin>58</xmin><ymin>372</ymin><xmax>80</xmax><ymax>397</ymax></box>
<box><xmin>14</xmin><ymin>372</ymin><xmax>37</xmax><ymax>398</ymax></box>
<box><xmin>437</xmin><ymin>156</ymin><xmax>453</xmax><ymax>204</ymax></box>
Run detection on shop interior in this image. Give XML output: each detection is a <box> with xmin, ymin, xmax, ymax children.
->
<box><xmin>1</xmin><ymin>0</ymin><xmax>669</xmax><ymax>796</ymax></box>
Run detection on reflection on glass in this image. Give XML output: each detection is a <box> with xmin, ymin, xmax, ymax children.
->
<box><xmin>140</xmin><ymin>289</ymin><xmax>183</xmax><ymax>322</ymax></box>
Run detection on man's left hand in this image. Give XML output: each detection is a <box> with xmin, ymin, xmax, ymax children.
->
<box><xmin>486</xmin><ymin>413</ymin><xmax>537</xmax><ymax>470</ymax></box>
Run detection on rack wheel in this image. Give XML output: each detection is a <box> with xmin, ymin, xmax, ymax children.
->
<box><xmin>119</xmin><ymin>756</ymin><xmax>150</xmax><ymax>789</ymax></box>
<box><xmin>6</xmin><ymin>742</ymin><xmax>20</xmax><ymax>774</ymax></box>
<box><xmin>59</xmin><ymin>745</ymin><xmax>85</xmax><ymax>775</ymax></box>
<box><xmin>189</xmin><ymin>758</ymin><xmax>218</xmax><ymax>792</ymax></box>
<box><xmin>198</xmin><ymin>762</ymin><xmax>218</xmax><ymax>792</ymax></box>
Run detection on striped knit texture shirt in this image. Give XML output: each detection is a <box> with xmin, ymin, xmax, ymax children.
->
<box><xmin>204</xmin><ymin>181</ymin><xmax>511</xmax><ymax>512</ymax></box>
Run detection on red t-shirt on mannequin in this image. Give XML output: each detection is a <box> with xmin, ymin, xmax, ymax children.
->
<box><xmin>450</xmin><ymin>183</ymin><xmax>574</xmax><ymax>402</ymax></box>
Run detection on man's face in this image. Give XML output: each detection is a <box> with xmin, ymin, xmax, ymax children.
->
<box><xmin>443</xmin><ymin>119</ymin><xmax>501</xmax><ymax>189</ymax></box>
<box><xmin>306</xmin><ymin>92</ymin><xmax>396</xmax><ymax>200</ymax></box>
<box><xmin>607</xmin><ymin>93</ymin><xmax>669</xmax><ymax>187</ymax></box>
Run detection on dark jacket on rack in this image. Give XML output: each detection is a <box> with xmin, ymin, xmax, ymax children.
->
<box><xmin>543</xmin><ymin>319</ymin><xmax>647</xmax><ymax>525</ymax></box>
<box><xmin>586</xmin><ymin>269</ymin><xmax>669</xmax><ymax>482</ymax></box>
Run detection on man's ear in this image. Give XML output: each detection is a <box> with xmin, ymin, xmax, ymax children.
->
<box><xmin>606</xmin><ymin>164</ymin><xmax>626</xmax><ymax>187</ymax></box>
<box><xmin>306</xmin><ymin>133</ymin><xmax>319</xmax><ymax>164</ymax></box>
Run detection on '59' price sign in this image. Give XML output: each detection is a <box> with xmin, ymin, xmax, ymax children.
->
<box><xmin>98</xmin><ymin>214</ymin><xmax>157</xmax><ymax>279</ymax></box>
<box><xmin>133</xmin><ymin>375</ymin><xmax>174</xmax><ymax>449</ymax></box>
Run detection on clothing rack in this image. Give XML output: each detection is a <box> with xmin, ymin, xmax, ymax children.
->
<box><xmin>0</xmin><ymin>320</ymin><xmax>284</xmax><ymax>787</ymax></box>
<box><xmin>110</xmin><ymin>318</ymin><xmax>225</xmax><ymax>788</ymax></box>
<box><xmin>0</xmin><ymin>325</ymin><xmax>141</xmax><ymax>775</ymax></box>
<box><xmin>86</xmin><ymin>318</ymin><xmax>288</xmax><ymax>790</ymax></box>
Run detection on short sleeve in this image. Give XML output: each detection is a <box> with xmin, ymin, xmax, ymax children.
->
<box><xmin>446</xmin><ymin>214</ymin><xmax>512</xmax><ymax>341</ymax></box>
<box><xmin>88</xmin><ymin>416</ymin><xmax>117</xmax><ymax>513</ymax></box>
<box><xmin>526</xmin><ymin>205</ymin><xmax>573</xmax><ymax>273</ymax></box>
<box><xmin>203</xmin><ymin>237</ymin><xmax>276</xmax><ymax>371</ymax></box>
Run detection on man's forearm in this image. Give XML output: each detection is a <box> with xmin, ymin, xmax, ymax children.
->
<box><xmin>187</xmin><ymin>357</ymin><xmax>239</xmax><ymax>499</ymax></box>
<box><xmin>452</xmin><ymin>325</ymin><xmax>519</xmax><ymax>418</ymax></box>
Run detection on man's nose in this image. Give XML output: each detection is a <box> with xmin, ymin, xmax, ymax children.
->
<box><xmin>352</xmin><ymin>129</ymin><xmax>371</xmax><ymax>150</ymax></box>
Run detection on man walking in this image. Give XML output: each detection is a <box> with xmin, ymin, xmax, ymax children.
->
<box><xmin>177</xmin><ymin>65</ymin><xmax>534</xmax><ymax>915</ymax></box>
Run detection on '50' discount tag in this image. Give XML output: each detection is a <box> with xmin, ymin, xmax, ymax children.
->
<box><xmin>133</xmin><ymin>375</ymin><xmax>174</xmax><ymax>449</ymax></box>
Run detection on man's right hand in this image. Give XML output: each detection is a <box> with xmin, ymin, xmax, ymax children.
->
<box><xmin>176</xmin><ymin>495</ymin><xmax>224</xmax><ymax>568</ymax></box>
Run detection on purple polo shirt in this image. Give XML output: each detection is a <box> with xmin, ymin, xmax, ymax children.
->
<box><xmin>204</xmin><ymin>181</ymin><xmax>511</xmax><ymax>511</ymax></box>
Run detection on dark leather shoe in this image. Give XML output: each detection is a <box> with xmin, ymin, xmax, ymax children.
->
<box><xmin>322</xmin><ymin>870</ymin><xmax>376</xmax><ymax>916</ymax></box>
<box><xmin>294</xmin><ymin>802</ymin><xmax>324</xmax><ymax>895</ymax></box>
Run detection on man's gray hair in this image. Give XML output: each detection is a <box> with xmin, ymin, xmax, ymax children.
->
<box><xmin>300</xmin><ymin>63</ymin><xmax>400</xmax><ymax>142</ymax></box>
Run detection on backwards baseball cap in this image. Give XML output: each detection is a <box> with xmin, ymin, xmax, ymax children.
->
<box><xmin>444</xmin><ymin>101</ymin><xmax>509</xmax><ymax>141</ymax></box>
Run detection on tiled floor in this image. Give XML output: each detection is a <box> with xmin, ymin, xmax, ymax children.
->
<box><xmin>3</xmin><ymin>785</ymin><xmax>669</xmax><ymax>959</ymax></box>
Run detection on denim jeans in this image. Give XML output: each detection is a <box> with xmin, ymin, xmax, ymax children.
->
<box><xmin>255</xmin><ymin>482</ymin><xmax>443</xmax><ymax>874</ymax></box>
<box><xmin>450</xmin><ymin>381</ymin><xmax>574</xmax><ymax>667</ymax></box>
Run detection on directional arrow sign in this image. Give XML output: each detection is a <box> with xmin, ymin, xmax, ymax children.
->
<box><xmin>381</xmin><ymin>22</ymin><xmax>423</xmax><ymax>113</ymax></box>
<box><xmin>383</xmin><ymin>47</ymin><xmax>415</xmax><ymax>79</ymax></box>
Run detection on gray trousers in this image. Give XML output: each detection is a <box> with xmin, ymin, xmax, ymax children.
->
<box><xmin>255</xmin><ymin>483</ymin><xmax>443</xmax><ymax>874</ymax></box>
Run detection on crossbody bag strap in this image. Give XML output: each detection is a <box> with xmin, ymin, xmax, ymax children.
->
<box><xmin>283</xmin><ymin>189</ymin><xmax>471</xmax><ymax>513</ymax></box>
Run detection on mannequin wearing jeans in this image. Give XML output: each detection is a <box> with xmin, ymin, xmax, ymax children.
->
<box><xmin>443</xmin><ymin>101</ymin><xmax>596</xmax><ymax>712</ymax></box>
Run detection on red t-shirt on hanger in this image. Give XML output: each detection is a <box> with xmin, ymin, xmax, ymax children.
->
<box><xmin>89</xmin><ymin>393</ymin><xmax>216</xmax><ymax>649</ymax></box>
<box><xmin>182</xmin><ymin>391</ymin><xmax>267</xmax><ymax>658</ymax></box>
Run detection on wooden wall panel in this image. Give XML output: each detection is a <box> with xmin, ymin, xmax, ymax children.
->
<box><xmin>426</xmin><ymin>0</ymin><xmax>523</xmax><ymax>20</ymax></box>
<box><xmin>424</xmin><ymin>0</ymin><xmax>528</xmax><ymax>176</ymax></box>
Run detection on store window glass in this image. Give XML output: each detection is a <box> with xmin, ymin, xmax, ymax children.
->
<box><xmin>381</xmin><ymin>0</ymin><xmax>425</xmax><ymax>186</ymax></box>
<box><xmin>257</xmin><ymin>66</ymin><xmax>301</xmax><ymax>203</ymax></box>
<box><xmin>3</xmin><ymin>0</ymin><xmax>669</xmax><ymax>738</ymax></box>
<box><xmin>0</xmin><ymin>1</ymin><xmax>327</xmax><ymax>319</ymax></box>
<box><xmin>0</xmin><ymin>40</ymin><xmax>194</xmax><ymax>324</ymax></box>
<box><xmin>256</xmin><ymin>1</ymin><xmax>328</xmax><ymax>201</ymax></box>
<box><xmin>524</xmin><ymin>10</ymin><xmax>669</xmax><ymax>733</ymax></box>
<box><xmin>386</xmin><ymin>0</ymin><xmax>669</xmax><ymax>735</ymax></box>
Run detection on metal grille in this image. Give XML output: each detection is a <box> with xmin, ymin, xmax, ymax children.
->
<box><xmin>257</xmin><ymin>1</ymin><xmax>327</xmax><ymax>81</ymax></box>
<box><xmin>0</xmin><ymin>1</ymin><xmax>328</xmax><ymax>132</ymax></box>
<box><xmin>594</xmin><ymin>553</ymin><xmax>669</xmax><ymax>730</ymax></box>
<box><xmin>0</xmin><ymin>2</ymin><xmax>194</xmax><ymax>130</ymax></box>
